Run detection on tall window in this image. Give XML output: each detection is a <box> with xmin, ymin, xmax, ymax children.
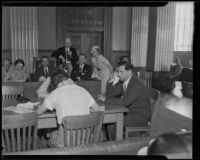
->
<box><xmin>174</xmin><ymin>2</ymin><xmax>194</xmax><ymax>51</ymax></box>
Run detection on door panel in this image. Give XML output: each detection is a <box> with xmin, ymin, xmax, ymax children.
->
<box><xmin>69</xmin><ymin>32</ymin><xmax>102</xmax><ymax>63</ymax></box>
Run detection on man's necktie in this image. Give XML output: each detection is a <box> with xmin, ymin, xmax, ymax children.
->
<box><xmin>44</xmin><ymin>68</ymin><xmax>48</xmax><ymax>77</ymax></box>
<box><xmin>123</xmin><ymin>83</ymin><xmax>127</xmax><ymax>92</ymax></box>
<box><xmin>80</xmin><ymin>65</ymin><xmax>83</xmax><ymax>72</ymax></box>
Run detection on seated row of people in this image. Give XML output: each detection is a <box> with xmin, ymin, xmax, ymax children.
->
<box><xmin>2</xmin><ymin>59</ymin><xmax>29</xmax><ymax>82</ymax></box>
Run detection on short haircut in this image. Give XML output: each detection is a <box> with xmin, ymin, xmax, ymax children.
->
<box><xmin>41</xmin><ymin>56</ymin><xmax>49</xmax><ymax>61</ymax></box>
<box><xmin>120</xmin><ymin>56</ymin><xmax>130</xmax><ymax>62</ymax></box>
<box><xmin>79</xmin><ymin>53</ymin><xmax>87</xmax><ymax>59</ymax></box>
<box><xmin>14</xmin><ymin>59</ymin><xmax>25</xmax><ymax>67</ymax></box>
<box><xmin>117</xmin><ymin>61</ymin><xmax>134</xmax><ymax>72</ymax></box>
<box><xmin>51</xmin><ymin>69</ymin><xmax>69</xmax><ymax>87</ymax></box>
<box><xmin>147</xmin><ymin>133</ymin><xmax>192</xmax><ymax>156</ymax></box>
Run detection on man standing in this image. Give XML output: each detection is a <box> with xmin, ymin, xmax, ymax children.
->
<box><xmin>98</xmin><ymin>61</ymin><xmax>151</xmax><ymax>127</ymax></box>
<box><xmin>34</xmin><ymin>56</ymin><xmax>57</xmax><ymax>82</ymax></box>
<box><xmin>71</xmin><ymin>54</ymin><xmax>92</xmax><ymax>81</ymax></box>
<box><xmin>51</xmin><ymin>37</ymin><xmax>79</xmax><ymax>70</ymax></box>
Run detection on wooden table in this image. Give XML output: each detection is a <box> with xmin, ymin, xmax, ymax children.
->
<box><xmin>2</xmin><ymin>97</ymin><xmax>128</xmax><ymax>141</ymax></box>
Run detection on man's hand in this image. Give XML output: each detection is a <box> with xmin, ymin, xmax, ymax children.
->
<box><xmin>39</xmin><ymin>76</ymin><xmax>46</xmax><ymax>82</ymax></box>
<box><xmin>59</xmin><ymin>55</ymin><xmax>65</xmax><ymax>63</ymax></box>
<box><xmin>67</xmin><ymin>51</ymin><xmax>72</xmax><ymax>57</ymax></box>
<box><xmin>98</xmin><ymin>94</ymin><xmax>106</xmax><ymax>102</ymax></box>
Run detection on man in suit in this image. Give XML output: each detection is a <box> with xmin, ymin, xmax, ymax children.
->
<box><xmin>34</xmin><ymin>56</ymin><xmax>57</xmax><ymax>82</ymax></box>
<box><xmin>98</xmin><ymin>61</ymin><xmax>151</xmax><ymax>127</ymax></box>
<box><xmin>51</xmin><ymin>37</ymin><xmax>79</xmax><ymax>70</ymax></box>
<box><xmin>71</xmin><ymin>54</ymin><xmax>92</xmax><ymax>81</ymax></box>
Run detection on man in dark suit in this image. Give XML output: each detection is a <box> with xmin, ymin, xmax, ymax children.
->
<box><xmin>51</xmin><ymin>37</ymin><xmax>79</xmax><ymax>70</ymax></box>
<box><xmin>98</xmin><ymin>61</ymin><xmax>151</xmax><ymax>127</ymax></box>
<box><xmin>34</xmin><ymin>56</ymin><xmax>57</xmax><ymax>82</ymax></box>
<box><xmin>71</xmin><ymin>54</ymin><xmax>92</xmax><ymax>81</ymax></box>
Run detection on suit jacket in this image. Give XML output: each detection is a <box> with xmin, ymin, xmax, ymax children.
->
<box><xmin>51</xmin><ymin>46</ymin><xmax>79</xmax><ymax>69</ymax></box>
<box><xmin>71</xmin><ymin>64</ymin><xmax>92</xmax><ymax>81</ymax></box>
<box><xmin>34</xmin><ymin>66</ymin><xmax>57</xmax><ymax>81</ymax></box>
<box><xmin>105</xmin><ymin>74</ymin><xmax>151</xmax><ymax>121</ymax></box>
<box><xmin>106</xmin><ymin>81</ymin><xmax>123</xmax><ymax>98</ymax></box>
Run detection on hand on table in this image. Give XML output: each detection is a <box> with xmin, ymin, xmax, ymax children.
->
<box><xmin>38</xmin><ymin>76</ymin><xmax>46</xmax><ymax>82</ymax></box>
<box><xmin>98</xmin><ymin>94</ymin><xmax>106</xmax><ymax>102</ymax></box>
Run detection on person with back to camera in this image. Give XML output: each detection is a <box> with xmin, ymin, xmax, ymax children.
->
<box><xmin>147</xmin><ymin>133</ymin><xmax>192</xmax><ymax>159</ymax></box>
<box><xmin>4</xmin><ymin>59</ymin><xmax>29</xmax><ymax>82</ymax></box>
<box><xmin>137</xmin><ymin>132</ymin><xmax>192</xmax><ymax>159</ymax></box>
<box><xmin>34</xmin><ymin>56</ymin><xmax>57</xmax><ymax>82</ymax></box>
<box><xmin>51</xmin><ymin>37</ymin><xmax>79</xmax><ymax>71</ymax></box>
<box><xmin>36</xmin><ymin>70</ymin><xmax>101</xmax><ymax>147</ymax></box>
<box><xmin>91</xmin><ymin>46</ymin><xmax>113</xmax><ymax>95</ymax></box>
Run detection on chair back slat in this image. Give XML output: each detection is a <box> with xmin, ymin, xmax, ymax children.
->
<box><xmin>17</xmin><ymin>128</ymin><xmax>20</xmax><ymax>152</ymax></box>
<box><xmin>2</xmin><ymin>112</ymin><xmax>38</xmax><ymax>153</ymax></box>
<box><xmin>2</xmin><ymin>86</ymin><xmax>24</xmax><ymax>100</ymax></box>
<box><xmin>147</xmin><ymin>88</ymin><xmax>160</xmax><ymax>118</ymax></box>
<box><xmin>145</xmin><ymin>72</ymin><xmax>153</xmax><ymax>88</ymax></box>
<box><xmin>62</xmin><ymin>111</ymin><xmax>104</xmax><ymax>147</ymax></box>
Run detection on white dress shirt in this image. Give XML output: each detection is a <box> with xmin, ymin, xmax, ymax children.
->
<box><xmin>123</xmin><ymin>77</ymin><xmax>131</xmax><ymax>92</ymax></box>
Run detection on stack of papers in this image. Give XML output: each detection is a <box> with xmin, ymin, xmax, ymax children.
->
<box><xmin>3</xmin><ymin>106</ymin><xmax>35</xmax><ymax>114</ymax></box>
<box><xmin>3</xmin><ymin>102</ymin><xmax>40</xmax><ymax>114</ymax></box>
<box><xmin>16</xmin><ymin>102</ymin><xmax>40</xmax><ymax>110</ymax></box>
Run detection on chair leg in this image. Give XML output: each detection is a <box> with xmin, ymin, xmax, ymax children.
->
<box><xmin>125</xmin><ymin>129</ymin><xmax>129</xmax><ymax>139</ymax></box>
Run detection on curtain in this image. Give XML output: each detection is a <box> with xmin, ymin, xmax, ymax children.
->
<box><xmin>154</xmin><ymin>3</ymin><xmax>176</xmax><ymax>71</ymax></box>
<box><xmin>10</xmin><ymin>7</ymin><xmax>38</xmax><ymax>74</ymax></box>
<box><xmin>130</xmin><ymin>7</ymin><xmax>149</xmax><ymax>67</ymax></box>
<box><xmin>174</xmin><ymin>2</ymin><xmax>194</xmax><ymax>51</ymax></box>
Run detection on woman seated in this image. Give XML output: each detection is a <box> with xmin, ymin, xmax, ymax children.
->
<box><xmin>36</xmin><ymin>70</ymin><xmax>101</xmax><ymax>147</ymax></box>
<box><xmin>2</xmin><ymin>59</ymin><xmax>12</xmax><ymax>82</ymax></box>
<box><xmin>4</xmin><ymin>59</ymin><xmax>28</xmax><ymax>82</ymax></box>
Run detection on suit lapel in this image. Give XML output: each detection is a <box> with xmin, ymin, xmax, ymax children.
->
<box><xmin>123</xmin><ymin>75</ymin><xmax>134</xmax><ymax>96</ymax></box>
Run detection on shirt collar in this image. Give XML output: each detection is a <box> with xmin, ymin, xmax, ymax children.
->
<box><xmin>123</xmin><ymin>76</ymin><xmax>131</xmax><ymax>88</ymax></box>
<box><xmin>57</xmin><ymin>78</ymin><xmax>76</xmax><ymax>88</ymax></box>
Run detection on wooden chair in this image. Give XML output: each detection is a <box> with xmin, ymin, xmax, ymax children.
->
<box><xmin>2</xmin><ymin>85</ymin><xmax>24</xmax><ymax>99</ymax></box>
<box><xmin>2</xmin><ymin>112</ymin><xmax>38</xmax><ymax>153</ymax></box>
<box><xmin>144</xmin><ymin>72</ymin><xmax>153</xmax><ymax>88</ymax></box>
<box><xmin>181</xmin><ymin>81</ymin><xmax>193</xmax><ymax>98</ymax></box>
<box><xmin>62</xmin><ymin>111</ymin><xmax>104</xmax><ymax>147</ymax></box>
<box><xmin>125</xmin><ymin>88</ymin><xmax>160</xmax><ymax>139</ymax></box>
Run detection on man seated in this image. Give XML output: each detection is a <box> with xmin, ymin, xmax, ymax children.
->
<box><xmin>98</xmin><ymin>61</ymin><xmax>151</xmax><ymax>139</ymax></box>
<box><xmin>36</xmin><ymin>70</ymin><xmax>101</xmax><ymax>147</ymax></box>
<box><xmin>71</xmin><ymin>54</ymin><xmax>92</xmax><ymax>81</ymax></box>
<box><xmin>34</xmin><ymin>56</ymin><xmax>57</xmax><ymax>82</ymax></box>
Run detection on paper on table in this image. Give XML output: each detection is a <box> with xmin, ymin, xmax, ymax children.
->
<box><xmin>3</xmin><ymin>106</ymin><xmax>35</xmax><ymax>114</ymax></box>
<box><xmin>3</xmin><ymin>106</ymin><xmax>16</xmax><ymax>111</ymax></box>
<box><xmin>16</xmin><ymin>102</ymin><xmax>40</xmax><ymax>110</ymax></box>
<box><xmin>12</xmin><ymin>107</ymin><xmax>35</xmax><ymax>114</ymax></box>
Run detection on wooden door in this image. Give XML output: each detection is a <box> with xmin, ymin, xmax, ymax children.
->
<box><xmin>69</xmin><ymin>31</ymin><xmax>102</xmax><ymax>63</ymax></box>
<box><xmin>56</xmin><ymin>7</ymin><xmax>112</xmax><ymax>65</ymax></box>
